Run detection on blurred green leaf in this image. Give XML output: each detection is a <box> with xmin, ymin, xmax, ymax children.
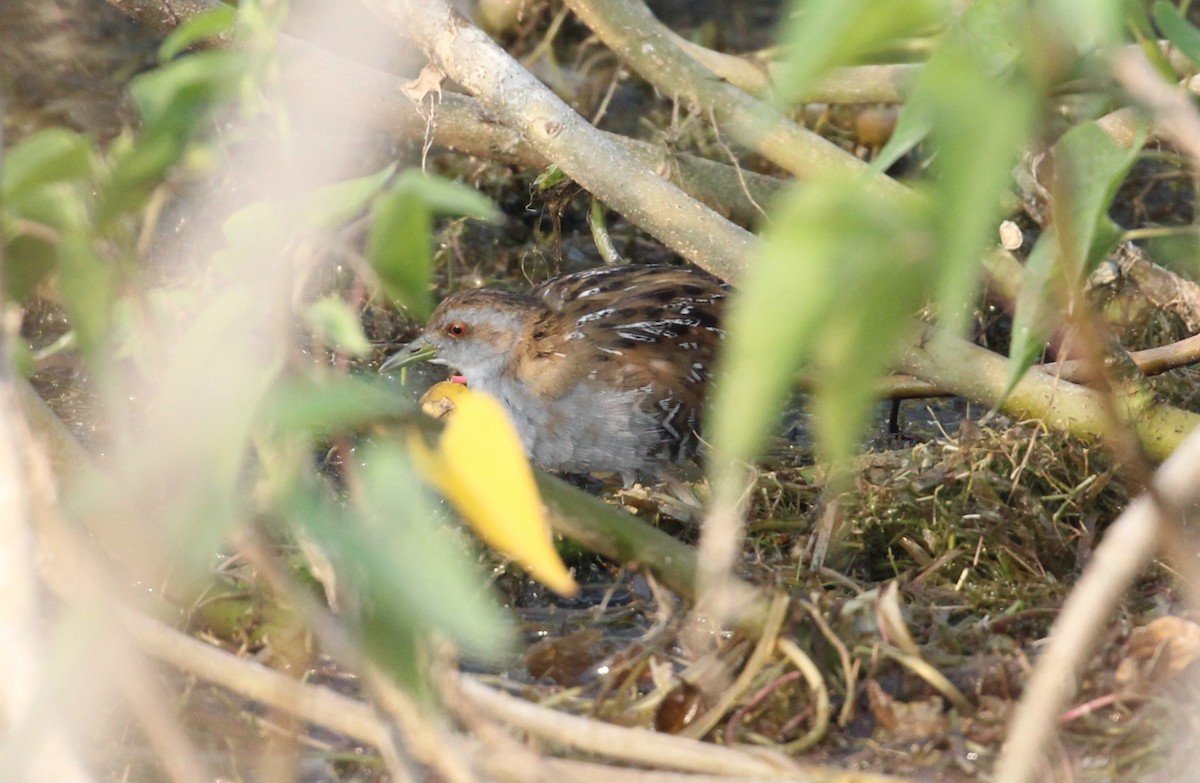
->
<box><xmin>1</xmin><ymin>131</ymin><xmax>105</xmax><ymax>309</ymax></box>
<box><xmin>221</xmin><ymin>164</ymin><xmax>396</xmax><ymax>253</ymax></box>
<box><xmin>159</xmin><ymin>4</ymin><xmax>237</xmax><ymax>61</ymax></box>
<box><xmin>953</xmin><ymin>0</ymin><xmax>1026</xmax><ymax>71</ymax></box>
<box><xmin>1128</xmin><ymin>1</ymin><xmax>1179</xmax><ymax>76</ymax></box>
<box><xmin>1041</xmin><ymin>0</ymin><xmax>1124</xmax><ymax>52</ymax></box>
<box><xmin>3</xmin><ymin>235</ymin><xmax>58</xmax><ymax>303</ymax></box>
<box><xmin>264</xmin><ymin>375</ymin><xmax>412</xmax><ymax>437</ymax></box>
<box><xmin>2</xmin><ymin>129</ymin><xmax>93</xmax><ymax>203</ymax></box>
<box><xmin>7</xmin><ymin>180</ymin><xmax>89</xmax><ymax>232</ymax></box>
<box><xmin>808</xmin><ymin>266</ymin><xmax>923</xmax><ymax>466</ymax></box>
<box><xmin>709</xmin><ymin>179</ymin><xmax>928</xmax><ymax>469</ymax></box>
<box><xmin>12</xmin><ymin>178</ymin><xmax>115</xmax><ymax>357</ymax></box>
<box><xmin>30</xmin><ymin>330</ymin><xmax>76</xmax><ymax>363</ymax></box>
<box><xmin>143</xmin><ymin>288</ymin><xmax>285</xmax><ymax>543</ymax></box>
<box><xmin>296</xmin><ymin>443</ymin><xmax>514</xmax><ymax>692</ymax></box>
<box><xmin>219</xmin><ymin>201</ymin><xmax>284</xmax><ymax>252</ymax></box>
<box><xmin>57</xmin><ymin>229</ymin><xmax>116</xmax><ymax>358</ymax></box>
<box><xmin>302</xmin><ymin>164</ymin><xmax>398</xmax><ymax>231</ymax></box>
<box><xmin>110</xmin><ymin>288</ymin><xmax>200</xmax><ymax>368</ymax></box>
<box><xmin>922</xmin><ymin>41</ymin><xmax>1038</xmax><ymax>337</ymax></box>
<box><xmin>1142</xmin><ymin>228</ymin><xmax>1200</xmax><ymax>273</ymax></box>
<box><xmin>772</xmin><ymin>0</ymin><xmax>951</xmax><ymax>106</ymax></box>
<box><xmin>1003</xmin><ymin>121</ymin><xmax>1142</xmax><ymax>397</ymax></box>
<box><xmin>1153</xmin><ymin>2</ymin><xmax>1200</xmax><ymax>65</ymax></box>
<box><xmin>129</xmin><ymin>49</ymin><xmax>243</xmax><ymax>127</ymax></box>
<box><xmin>871</xmin><ymin>0</ymin><xmax>1026</xmax><ymax>173</ymax></box>
<box><xmin>304</xmin><ymin>297</ymin><xmax>373</xmax><ymax>358</ymax></box>
<box><xmin>11</xmin><ymin>337</ymin><xmax>34</xmax><ymax>377</ymax></box>
<box><xmin>101</xmin><ymin>50</ymin><xmax>244</xmax><ymax>224</ymax></box>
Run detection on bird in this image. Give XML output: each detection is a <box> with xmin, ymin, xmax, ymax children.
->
<box><xmin>380</xmin><ymin>264</ymin><xmax>727</xmax><ymax>484</ymax></box>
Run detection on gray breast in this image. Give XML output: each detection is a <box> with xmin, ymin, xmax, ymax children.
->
<box><xmin>470</xmin><ymin>374</ymin><xmax>660</xmax><ymax>482</ymax></box>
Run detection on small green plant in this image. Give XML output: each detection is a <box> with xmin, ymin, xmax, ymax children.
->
<box><xmin>2</xmin><ymin>0</ymin><xmax>514</xmax><ymax>696</ymax></box>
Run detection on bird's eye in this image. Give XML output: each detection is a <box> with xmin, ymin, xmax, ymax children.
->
<box><xmin>446</xmin><ymin>321</ymin><xmax>469</xmax><ymax>338</ymax></box>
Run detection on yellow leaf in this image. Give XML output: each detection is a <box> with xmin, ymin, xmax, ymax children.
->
<box><xmin>407</xmin><ymin>390</ymin><xmax>578</xmax><ymax>597</ymax></box>
<box><xmin>419</xmin><ymin>380</ymin><xmax>470</xmax><ymax>420</ymax></box>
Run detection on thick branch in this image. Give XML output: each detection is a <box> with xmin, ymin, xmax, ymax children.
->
<box><xmin>880</xmin><ymin>330</ymin><xmax>1200</xmax><ymax>399</ymax></box>
<box><xmin>893</xmin><ymin>323</ymin><xmax>1200</xmax><ymax>460</ymax></box>
<box><xmin>565</xmin><ymin>0</ymin><xmax>903</xmax><ymax>193</ymax></box>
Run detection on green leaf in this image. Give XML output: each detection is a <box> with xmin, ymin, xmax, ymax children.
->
<box><xmin>367</xmin><ymin>190</ymin><xmax>432</xmax><ymax>320</ymax></box>
<box><xmin>8</xmin><ymin>175</ymin><xmax>114</xmax><ymax>355</ymax></box>
<box><xmin>1005</xmin><ymin>232</ymin><xmax>1061</xmax><ymax>397</ymax></box>
<box><xmin>868</xmin><ymin>103</ymin><xmax>931</xmax><ymax>175</ymax></box>
<box><xmin>4</xmin><ymin>178</ymin><xmax>96</xmax><ymax>306</ymax></box>
<box><xmin>159</xmin><ymin>4</ymin><xmax>237</xmax><ymax>61</ymax></box>
<box><xmin>3</xmin><ymin>235</ymin><xmax>58</xmax><ymax>303</ymax></box>
<box><xmin>533</xmin><ymin>165</ymin><xmax>568</xmax><ymax>191</ymax></box>
<box><xmin>922</xmin><ymin>41</ymin><xmax>1038</xmax><ymax>337</ymax></box>
<box><xmin>366</xmin><ymin>170</ymin><xmax>495</xmax><ymax>321</ymax></box>
<box><xmin>264</xmin><ymin>375</ymin><xmax>412</xmax><ymax>437</ymax></box>
<box><xmin>870</xmin><ymin>0</ymin><xmax>1026</xmax><ymax>175</ymax></box>
<box><xmin>101</xmin><ymin>50</ymin><xmax>244</xmax><ymax>224</ymax></box>
<box><xmin>809</xmin><ymin>260</ymin><xmax>924</xmax><ymax>467</ymax></box>
<box><xmin>1041</xmin><ymin>0</ymin><xmax>1124</xmax><ymax>52</ymax></box>
<box><xmin>2</xmin><ymin>129</ymin><xmax>93</xmax><ymax>203</ymax></box>
<box><xmin>220</xmin><ymin>164</ymin><xmax>397</xmax><ymax>254</ymax></box>
<box><xmin>1128</xmin><ymin>1</ymin><xmax>1179</xmax><ymax>77</ymax></box>
<box><xmin>11</xmin><ymin>337</ymin><xmax>35</xmax><ymax>377</ymax></box>
<box><xmin>304</xmin><ymin>297</ymin><xmax>373</xmax><ymax>358</ymax></box>
<box><xmin>128</xmin><ymin>49</ymin><xmax>243</xmax><ymax>128</ymax></box>
<box><xmin>1153</xmin><ymin>2</ymin><xmax>1200</xmax><ymax>65</ymax></box>
<box><xmin>952</xmin><ymin>0</ymin><xmax>1026</xmax><ymax>72</ymax></box>
<box><xmin>302</xmin><ymin>163</ymin><xmax>398</xmax><ymax>231</ymax></box>
<box><xmin>30</xmin><ymin>330</ymin><xmax>76</xmax><ymax>363</ymax></box>
<box><xmin>57</xmin><ymin>229</ymin><xmax>116</xmax><ymax>358</ymax></box>
<box><xmin>1002</xmin><ymin>121</ymin><xmax>1143</xmax><ymax>396</ymax></box>
<box><xmin>391</xmin><ymin>169</ymin><xmax>499</xmax><ymax>221</ymax></box>
<box><xmin>295</xmin><ymin>444</ymin><xmax>514</xmax><ymax>692</ymax></box>
<box><xmin>772</xmin><ymin>0</ymin><xmax>951</xmax><ymax>106</ymax></box>
<box><xmin>1051</xmin><ymin>121</ymin><xmax>1145</xmax><ymax>278</ymax></box>
<box><xmin>218</xmin><ymin>201</ymin><xmax>284</xmax><ymax>253</ymax></box>
<box><xmin>708</xmin><ymin>179</ymin><xmax>929</xmax><ymax>470</ymax></box>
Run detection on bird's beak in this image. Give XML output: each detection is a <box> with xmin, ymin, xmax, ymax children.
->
<box><xmin>379</xmin><ymin>337</ymin><xmax>438</xmax><ymax>374</ymax></box>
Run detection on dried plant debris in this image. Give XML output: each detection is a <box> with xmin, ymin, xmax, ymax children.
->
<box><xmin>448</xmin><ymin>414</ymin><xmax>1176</xmax><ymax>776</ymax></box>
<box><xmin>557</xmin><ymin>418</ymin><xmax>1190</xmax><ymax>778</ymax></box>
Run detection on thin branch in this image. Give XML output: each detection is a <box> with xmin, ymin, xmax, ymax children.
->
<box><xmin>1110</xmin><ymin>232</ymin><xmax>1200</xmax><ymax>334</ymax></box>
<box><xmin>451</xmin><ymin>674</ymin><xmax>887</xmax><ymax>782</ymax></box>
<box><xmin>564</xmin><ymin>0</ymin><xmax>903</xmax><ymax>193</ymax></box>
<box><xmin>121</xmin><ymin>609</ymin><xmax>398</xmax><ymax>753</ymax></box>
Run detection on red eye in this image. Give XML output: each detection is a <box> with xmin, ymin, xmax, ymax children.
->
<box><xmin>446</xmin><ymin>321</ymin><xmax>469</xmax><ymax>338</ymax></box>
